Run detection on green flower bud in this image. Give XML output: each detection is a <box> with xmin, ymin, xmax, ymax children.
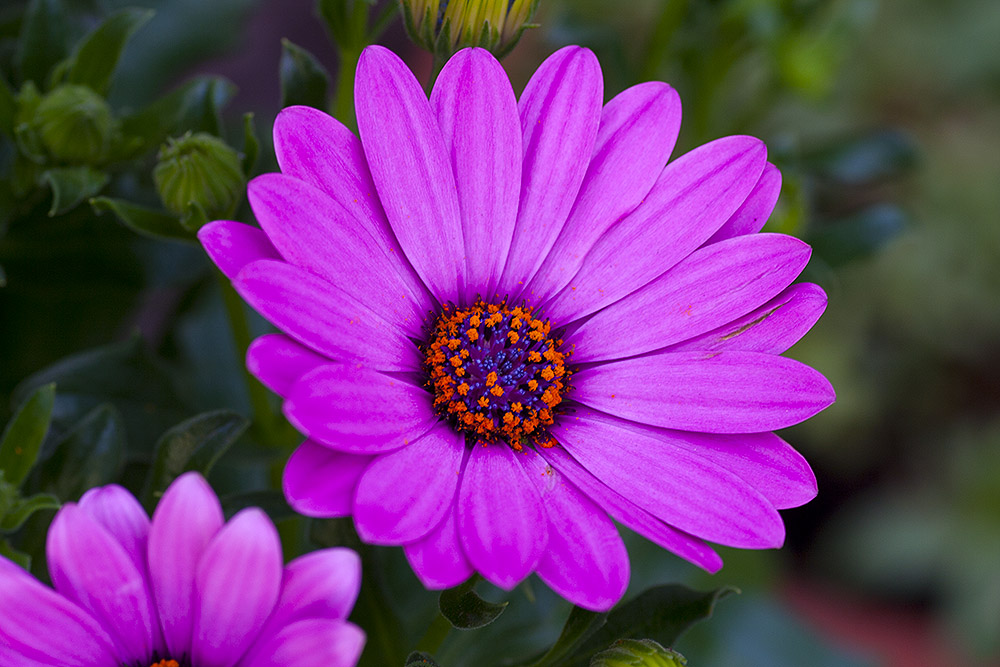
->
<box><xmin>153</xmin><ymin>132</ymin><xmax>244</xmax><ymax>221</ymax></box>
<box><xmin>35</xmin><ymin>85</ymin><xmax>117</xmax><ymax>164</ymax></box>
<box><xmin>591</xmin><ymin>639</ymin><xmax>688</xmax><ymax>667</ymax></box>
<box><xmin>401</xmin><ymin>0</ymin><xmax>540</xmax><ymax>60</ymax></box>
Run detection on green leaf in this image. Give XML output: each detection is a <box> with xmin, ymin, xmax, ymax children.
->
<box><xmin>527</xmin><ymin>606</ymin><xmax>607</xmax><ymax>667</ymax></box>
<box><xmin>0</xmin><ymin>492</ymin><xmax>60</xmax><ymax>532</ymax></box>
<box><xmin>41</xmin><ymin>404</ymin><xmax>124</xmax><ymax>501</ymax></box>
<box><xmin>565</xmin><ymin>585</ymin><xmax>737</xmax><ymax>666</ymax></box>
<box><xmin>11</xmin><ymin>336</ymin><xmax>189</xmax><ymax>455</ymax></box>
<box><xmin>0</xmin><ymin>383</ymin><xmax>55</xmax><ymax>488</ymax></box>
<box><xmin>809</xmin><ymin>204</ymin><xmax>907</xmax><ymax>268</ymax></box>
<box><xmin>404</xmin><ymin>651</ymin><xmax>441</xmax><ymax>667</ymax></box>
<box><xmin>279</xmin><ymin>38</ymin><xmax>330</xmax><ymax>109</ymax></box>
<box><xmin>220</xmin><ymin>489</ymin><xmax>294</xmax><ymax>523</ymax></box>
<box><xmin>65</xmin><ymin>8</ymin><xmax>155</xmax><ymax>95</ymax></box>
<box><xmin>120</xmin><ymin>76</ymin><xmax>236</xmax><ymax>153</ymax></box>
<box><xmin>143</xmin><ymin>410</ymin><xmax>249</xmax><ymax>508</ymax></box>
<box><xmin>41</xmin><ymin>166</ymin><xmax>109</xmax><ymax>215</ymax></box>
<box><xmin>439</xmin><ymin>575</ymin><xmax>509</xmax><ymax>630</ymax></box>
<box><xmin>0</xmin><ymin>539</ymin><xmax>31</xmax><ymax>570</ymax></box>
<box><xmin>241</xmin><ymin>112</ymin><xmax>259</xmax><ymax>177</ymax></box>
<box><xmin>16</xmin><ymin>0</ymin><xmax>69</xmax><ymax>86</ymax></box>
<box><xmin>90</xmin><ymin>196</ymin><xmax>194</xmax><ymax>242</ymax></box>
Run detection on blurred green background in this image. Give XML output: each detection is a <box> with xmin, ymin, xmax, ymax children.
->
<box><xmin>1</xmin><ymin>0</ymin><xmax>998</xmax><ymax>665</ymax></box>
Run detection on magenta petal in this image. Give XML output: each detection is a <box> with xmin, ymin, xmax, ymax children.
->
<box><xmin>542</xmin><ymin>446</ymin><xmax>723</xmax><ymax>572</ymax></box>
<box><xmin>354</xmin><ymin>422</ymin><xmax>465</xmax><ymax>544</ymax></box>
<box><xmin>283</xmin><ymin>364</ymin><xmax>436</xmax><ymax>453</ymax></box>
<box><xmin>705</xmin><ymin>162</ymin><xmax>782</xmax><ymax>244</ymax></box>
<box><xmin>575</xmin><ymin>350</ymin><xmax>835</xmax><ymax>433</ymax></box>
<box><xmin>0</xmin><ymin>559</ymin><xmax>118</xmax><ymax>666</ymax></box>
<box><xmin>431</xmin><ymin>48</ymin><xmax>520</xmax><ymax>299</ymax></box>
<box><xmin>246</xmin><ymin>334</ymin><xmax>329</xmax><ymax>398</ymax></box>
<box><xmin>270</xmin><ymin>549</ymin><xmax>361</xmax><ymax>627</ymax></box>
<box><xmin>667</xmin><ymin>282</ymin><xmax>828</xmax><ymax>355</ymax></box>
<box><xmin>243</xmin><ymin>619</ymin><xmax>365</xmax><ymax>667</ymax></box>
<box><xmin>198</xmin><ymin>220</ymin><xmax>281</xmax><ymax>281</ymax></box>
<box><xmin>273</xmin><ymin>106</ymin><xmax>427</xmax><ymax>303</ymax></box>
<box><xmin>551</xmin><ymin>408</ymin><xmax>785</xmax><ymax>548</ymax></box>
<box><xmin>148</xmin><ymin>472</ymin><xmax>224</xmax><ymax>660</ymax></box>
<box><xmin>355</xmin><ymin>45</ymin><xmax>465</xmax><ymax>302</ymax></box>
<box><xmin>46</xmin><ymin>505</ymin><xmax>156</xmax><ymax>664</ymax></box>
<box><xmin>521</xmin><ymin>451</ymin><xmax>629</xmax><ymax>611</ymax></box>
<box><xmin>283</xmin><ymin>440</ymin><xmax>373</xmax><ymax>517</ymax></box>
<box><xmin>544</xmin><ymin>135</ymin><xmax>767</xmax><ymax>324</ymax></box>
<box><xmin>458</xmin><ymin>444</ymin><xmax>548</xmax><ymax>589</ymax></box>
<box><xmin>567</xmin><ymin>233</ymin><xmax>811</xmax><ymax>362</ymax></box>
<box><xmin>496</xmin><ymin>46</ymin><xmax>603</xmax><ymax>297</ymax></box>
<box><xmin>77</xmin><ymin>484</ymin><xmax>150</xmax><ymax>576</ymax></box>
<box><xmin>528</xmin><ymin>81</ymin><xmax>682</xmax><ymax>302</ymax></box>
<box><xmin>663</xmin><ymin>431</ymin><xmax>817</xmax><ymax>510</ymax></box>
<box><xmin>192</xmin><ymin>509</ymin><xmax>282</xmax><ymax>667</ymax></box>
<box><xmin>403</xmin><ymin>507</ymin><xmax>475</xmax><ymax>589</ymax></box>
<box><xmin>235</xmin><ymin>259</ymin><xmax>421</xmax><ymax>373</ymax></box>
<box><xmin>248</xmin><ymin>173</ymin><xmax>428</xmax><ymax>334</ymax></box>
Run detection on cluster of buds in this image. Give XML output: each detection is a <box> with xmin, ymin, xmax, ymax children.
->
<box><xmin>400</xmin><ymin>0</ymin><xmax>539</xmax><ymax>60</ymax></box>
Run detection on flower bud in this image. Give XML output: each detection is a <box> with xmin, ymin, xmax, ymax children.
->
<box><xmin>153</xmin><ymin>132</ymin><xmax>244</xmax><ymax>221</ymax></box>
<box><xmin>400</xmin><ymin>0</ymin><xmax>539</xmax><ymax>59</ymax></box>
<box><xmin>35</xmin><ymin>84</ymin><xmax>117</xmax><ymax>164</ymax></box>
<box><xmin>591</xmin><ymin>638</ymin><xmax>688</xmax><ymax>667</ymax></box>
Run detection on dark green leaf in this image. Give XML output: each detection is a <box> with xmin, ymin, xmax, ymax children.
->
<box><xmin>809</xmin><ymin>204</ymin><xmax>907</xmax><ymax>267</ymax></box>
<box><xmin>0</xmin><ymin>383</ymin><xmax>55</xmax><ymax>488</ymax></box>
<box><xmin>143</xmin><ymin>410</ymin><xmax>249</xmax><ymax>508</ymax></box>
<box><xmin>90</xmin><ymin>196</ymin><xmax>194</xmax><ymax>242</ymax></box>
<box><xmin>527</xmin><ymin>606</ymin><xmax>607</xmax><ymax>667</ymax></box>
<box><xmin>11</xmin><ymin>335</ymin><xmax>189</xmax><ymax>455</ymax></box>
<box><xmin>566</xmin><ymin>585</ymin><xmax>737</xmax><ymax>665</ymax></box>
<box><xmin>279</xmin><ymin>38</ymin><xmax>330</xmax><ymax>109</ymax></box>
<box><xmin>15</xmin><ymin>0</ymin><xmax>69</xmax><ymax>86</ymax></box>
<box><xmin>220</xmin><ymin>489</ymin><xmax>294</xmax><ymax>523</ymax></box>
<box><xmin>41</xmin><ymin>404</ymin><xmax>124</xmax><ymax>501</ymax></box>
<box><xmin>41</xmin><ymin>166</ymin><xmax>109</xmax><ymax>215</ymax></box>
<box><xmin>0</xmin><ymin>539</ymin><xmax>31</xmax><ymax>570</ymax></box>
<box><xmin>404</xmin><ymin>651</ymin><xmax>441</xmax><ymax>667</ymax></box>
<box><xmin>241</xmin><ymin>112</ymin><xmax>258</xmax><ymax>177</ymax></box>
<box><xmin>0</xmin><ymin>492</ymin><xmax>60</xmax><ymax>532</ymax></box>
<box><xmin>439</xmin><ymin>576</ymin><xmax>509</xmax><ymax>630</ymax></box>
<box><xmin>66</xmin><ymin>8</ymin><xmax>155</xmax><ymax>95</ymax></box>
<box><xmin>120</xmin><ymin>76</ymin><xmax>236</xmax><ymax>153</ymax></box>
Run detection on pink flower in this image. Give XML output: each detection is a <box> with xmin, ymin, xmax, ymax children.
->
<box><xmin>0</xmin><ymin>473</ymin><xmax>364</xmax><ymax>667</ymax></box>
<box><xmin>199</xmin><ymin>45</ymin><xmax>834</xmax><ymax>611</ymax></box>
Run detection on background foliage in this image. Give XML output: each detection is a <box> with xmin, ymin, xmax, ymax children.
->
<box><xmin>1</xmin><ymin>0</ymin><xmax>998</xmax><ymax>664</ymax></box>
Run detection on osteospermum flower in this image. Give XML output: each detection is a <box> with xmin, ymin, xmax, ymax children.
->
<box><xmin>0</xmin><ymin>473</ymin><xmax>364</xmax><ymax>666</ymax></box>
<box><xmin>199</xmin><ymin>45</ymin><xmax>835</xmax><ymax>611</ymax></box>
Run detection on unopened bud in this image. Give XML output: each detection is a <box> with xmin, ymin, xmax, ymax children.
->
<box><xmin>591</xmin><ymin>638</ymin><xmax>687</xmax><ymax>667</ymax></box>
<box><xmin>401</xmin><ymin>0</ymin><xmax>539</xmax><ymax>59</ymax></box>
<box><xmin>35</xmin><ymin>85</ymin><xmax>117</xmax><ymax>164</ymax></box>
<box><xmin>153</xmin><ymin>132</ymin><xmax>244</xmax><ymax>221</ymax></box>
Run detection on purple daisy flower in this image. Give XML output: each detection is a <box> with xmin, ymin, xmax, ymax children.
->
<box><xmin>199</xmin><ymin>45</ymin><xmax>835</xmax><ymax>611</ymax></box>
<box><xmin>0</xmin><ymin>473</ymin><xmax>364</xmax><ymax>667</ymax></box>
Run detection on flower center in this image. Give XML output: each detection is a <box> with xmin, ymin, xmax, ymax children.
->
<box><xmin>423</xmin><ymin>298</ymin><xmax>571</xmax><ymax>449</ymax></box>
<box><xmin>149</xmin><ymin>661</ymin><xmax>180</xmax><ymax>667</ymax></box>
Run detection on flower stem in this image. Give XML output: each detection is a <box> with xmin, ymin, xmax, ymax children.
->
<box><xmin>333</xmin><ymin>46</ymin><xmax>360</xmax><ymax>132</ymax></box>
<box><xmin>414</xmin><ymin>611</ymin><xmax>453</xmax><ymax>655</ymax></box>
<box><xmin>216</xmin><ymin>270</ymin><xmax>277</xmax><ymax>440</ymax></box>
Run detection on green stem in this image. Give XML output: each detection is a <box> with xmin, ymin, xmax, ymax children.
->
<box><xmin>414</xmin><ymin>611</ymin><xmax>453</xmax><ymax>655</ymax></box>
<box><xmin>333</xmin><ymin>46</ymin><xmax>361</xmax><ymax>131</ymax></box>
<box><xmin>216</xmin><ymin>271</ymin><xmax>277</xmax><ymax>441</ymax></box>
